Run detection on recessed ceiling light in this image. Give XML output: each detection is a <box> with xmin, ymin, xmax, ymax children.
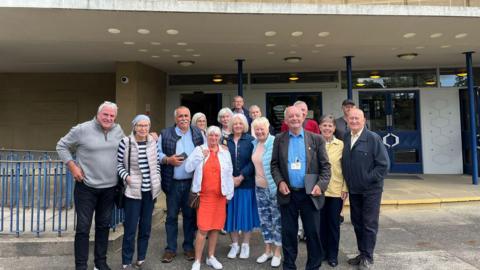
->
<box><xmin>177</xmin><ymin>42</ymin><xmax>188</xmax><ymax>46</ymax></box>
<box><xmin>151</xmin><ymin>55</ymin><xmax>160</xmax><ymax>58</ymax></box>
<box><xmin>455</xmin><ymin>33</ymin><xmax>468</xmax><ymax>39</ymax></box>
<box><xmin>267</xmin><ymin>51</ymin><xmax>275</xmax><ymax>55</ymax></box>
<box><xmin>172</xmin><ymin>54</ymin><xmax>181</xmax><ymax>58</ymax></box>
<box><xmin>266</xmin><ymin>43</ymin><xmax>276</xmax><ymax>47</ymax></box>
<box><xmin>123</xmin><ymin>41</ymin><xmax>135</xmax><ymax>45</ymax></box>
<box><xmin>318</xmin><ymin>32</ymin><xmax>330</xmax><ymax>37</ymax></box>
<box><xmin>289</xmin><ymin>51</ymin><xmax>297</xmax><ymax>54</ymax></box>
<box><xmin>403</xmin><ymin>33</ymin><xmax>416</xmax><ymax>39</ymax></box>
<box><xmin>185</xmin><ymin>48</ymin><xmax>195</xmax><ymax>52</ymax></box>
<box><xmin>356</xmin><ymin>82</ymin><xmax>366</xmax><ymax>87</ymax></box>
<box><xmin>138</xmin><ymin>49</ymin><xmax>148</xmax><ymax>53</ymax></box>
<box><xmin>314</xmin><ymin>44</ymin><xmax>325</xmax><ymax>48</ymax></box>
<box><xmin>415</xmin><ymin>46</ymin><xmax>425</xmax><ymax>49</ymax></box>
<box><xmin>265</xmin><ymin>31</ymin><xmax>277</xmax><ymax>37</ymax></box>
<box><xmin>151</xmin><ymin>42</ymin><xmax>161</xmax><ymax>45</ymax></box>
<box><xmin>162</xmin><ymin>49</ymin><xmax>171</xmax><ymax>52</ymax></box>
<box><xmin>284</xmin><ymin>57</ymin><xmax>302</xmax><ymax>63</ymax></box>
<box><xmin>166</xmin><ymin>29</ymin><xmax>179</xmax><ymax>35</ymax></box>
<box><xmin>440</xmin><ymin>45</ymin><xmax>451</xmax><ymax>48</ymax></box>
<box><xmin>178</xmin><ymin>60</ymin><xmax>195</xmax><ymax>67</ymax></box>
<box><xmin>291</xmin><ymin>31</ymin><xmax>303</xmax><ymax>37</ymax></box>
<box><xmin>430</xmin><ymin>33</ymin><xmax>443</xmax><ymax>38</ymax></box>
<box><xmin>312</xmin><ymin>50</ymin><xmax>319</xmax><ymax>53</ymax></box>
<box><xmin>289</xmin><ymin>73</ymin><xmax>299</xmax><ymax>81</ymax></box>
<box><xmin>192</xmin><ymin>54</ymin><xmax>201</xmax><ymax>57</ymax></box>
<box><xmin>137</xmin><ymin>29</ymin><xmax>150</xmax><ymax>35</ymax></box>
<box><xmin>108</xmin><ymin>28</ymin><xmax>121</xmax><ymax>34</ymax></box>
<box><xmin>212</xmin><ymin>75</ymin><xmax>223</xmax><ymax>83</ymax></box>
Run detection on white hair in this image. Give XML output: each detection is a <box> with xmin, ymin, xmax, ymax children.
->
<box><xmin>206</xmin><ymin>125</ymin><xmax>222</xmax><ymax>137</ymax></box>
<box><xmin>217</xmin><ymin>107</ymin><xmax>233</xmax><ymax>123</ymax></box>
<box><xmin>252</xmin><ymin>117</ymin><xmax>270</xmax><ymax>131</ymax></box>
<box><xmin>293</xmin><ymin>100</ymin><xmax>307</xmax><ymax>108</ymax></box>
<box><xmin>97</xmin><ymin>101</ymin><xmax>118</xmax><ymax>114</ymax></box>
<box><xmin>228</xmin><ymin>113</ymin><xmax>249</xmax><ymax>133</ymax></box>
<box><xmin>191</xmin><ymin>112</ymin><xmax>207</xmax><ymax>127</ymax></box>
<box><xmin>174</xmin><ymin>106</ymin><xmax>190</xmax><ymax>118</ymax></box>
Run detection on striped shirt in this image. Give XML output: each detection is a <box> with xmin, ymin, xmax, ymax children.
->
<box><xmin>118</xmin><ymin>139</ymin><xmax>160</xmax><ymax>192</ymax></box>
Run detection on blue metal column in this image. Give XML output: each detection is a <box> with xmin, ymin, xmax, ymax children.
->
<box><xmin>236</xmin><ymin>59</ymin><xmax>245</xmax><ymax>97</ymax></box>
<box><xmin>465</xmin><ymin>51</ymin><xmax>478</xmax><ymax>185</ymax></box>
<box><xmin>345</xmin><ymin>56</ymin><xmax>353</xmax><ymax>99</ymax></box>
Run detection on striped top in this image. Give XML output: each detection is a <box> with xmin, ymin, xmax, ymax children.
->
<box><xmin>118</xmin><ymin>140</ymin><xmax>159</xmax><ymax>192</ymax></box>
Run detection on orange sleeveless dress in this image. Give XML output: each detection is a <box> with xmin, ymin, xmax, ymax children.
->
<box><xmin>197</xmin><ymin>150</ymin><xmax>227</xmax><ymax>231</ymax></box>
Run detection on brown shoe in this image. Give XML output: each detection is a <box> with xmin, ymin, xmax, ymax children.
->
<box><xmin>161</xmin><ymin>251</ymin><xmax>176</xmax><ymax>263</ymax></box>
<box><xmin>184</xmin><ymin>250</ymin><xmax>195</xmax><ymax>261</ymax></box>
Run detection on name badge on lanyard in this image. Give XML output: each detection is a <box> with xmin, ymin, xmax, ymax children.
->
<box><xmin>291</xmin><ymin>157</ymin><xmax>301</xmax><ymax>170</ymax></box>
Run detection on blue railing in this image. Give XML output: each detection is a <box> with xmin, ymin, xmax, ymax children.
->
<box><xmin>0</xmin><ymin>149</ymin><xmax>124</xmax><ymax>237</ymax></box>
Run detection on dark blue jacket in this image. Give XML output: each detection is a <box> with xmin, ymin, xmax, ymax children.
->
<box><xmin>341</xmin><ymin>128</ymin><xmax>390</xmax><ymax>194</ymax></box>
<box><xmin>227</xmin><ymin>133</ymin><xmax>255</xmax><ymax>189</ymax></box>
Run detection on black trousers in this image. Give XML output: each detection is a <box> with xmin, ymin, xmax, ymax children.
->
<box><xmin>74</xmin><ymin>181</ymin><xmax>115</xmax><ymax>270</ymax></box>
<box><xmin>349</xmin><ymin>192</ymin><xmax>382</xmax><ymax>262</ymax></box>
<box><xmin>320</xmin><ymin>196</ymin><xmax>343</xmax><ymax>261</ymax></box>
<box><xmin>280</xmin><ymin>190</ymin><xmax>323</xmax><ymax>270</ymax></box>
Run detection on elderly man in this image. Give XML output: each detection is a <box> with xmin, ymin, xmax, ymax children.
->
<box><xmin>232</xmin><ymin>95</ymin><xmax>252</xmax><ymax>125</ymax></box>
<box><xmin>57</xmin><ymin>101</ymin><xmax>124</xmax><ymax>270</ymax></box>
<box><xmin>280</xmin><ymin>101</ymin><xmax>320</xmax><ymax>134</ymax></box>
<box><xmin>271</xmin><ymin>106</ymin><xmax>331</xmax><ymax>270</ymax></box>
<box><xmin>334</xmin><ymin>99</ymin><xmax>356</xmax><ymax>141</ymax></box>
<box><xmin>249</xmin><ymin>104</ymin><xmax>274</xmax><ymax>136</ymax></box>
<box><xmin>342</xmin><ymin>108</ymin><xmax>389</xmax><ymax>270</ymax></box>
<box><xmin>158</xmin><ymin>106</ymin><xmax>204</xmax><ymax>263</ymax></box>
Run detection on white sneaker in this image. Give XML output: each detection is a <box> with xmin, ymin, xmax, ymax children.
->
<box><xmin>271</xmin><ymin>255</ymin><xmax>282</xmax><ymax>268</ymax></box>
<box><xmin>227</xmin><ymin>243</ymin><xmax>240</xmax><ymax>259</ymax></box>
<box><xmin>239</xmin><ymin>243</ymin><xmax>250</xmax><ymax>259</ymax></box>
<box><xmin>206</xmin><ymin>256</ymin><xmax>223</xmax><ymax>269</ymax></box>
<box><xmin>256</xmin><ymin>253</ymin><xmax>273</xmax><ymax>263</ymax></box>
<box><xmin>191</xmin><ymin>260</ymin><xmax>201</xmax><ymax>270</ymax></box>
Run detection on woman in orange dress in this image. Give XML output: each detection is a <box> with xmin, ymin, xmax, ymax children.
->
<box><xmin>185</xmin><ymin>126</ymin><xmax>234</xmax><ymax>270</ymax></box>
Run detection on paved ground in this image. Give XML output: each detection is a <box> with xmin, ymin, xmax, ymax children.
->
<box><xmin>2</xmin><ymin>202</ymin><xmax>480</xmax><ymax>270</ymax></box>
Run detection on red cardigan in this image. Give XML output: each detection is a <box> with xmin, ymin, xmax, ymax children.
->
<box><xmin>280</xmin><ymin>119</ymin><xmax>320</xmax><ymax>134</ymax></box>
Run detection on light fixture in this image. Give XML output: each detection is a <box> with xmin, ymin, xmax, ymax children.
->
<box><xmin>318</xmin><ymin>32</ymin><xmax>330</xmax><ymax>37</ymax></box>
<box><xmin>403</xmin><ymin>33</ymin><xmax>416</xmax><ymax>39</ymax></box>
<box><xmin>284</xmin><ymin>57</ymin><xmax>302</xmax><ymax>63</ymax></box>
<box><xmin>430</xmin><ymin>33</ymin><xmax>443</xmax><ymax>38</ymax></box>
<box><xmin>108</xmin><ymin>28</ymin><xmax>121</xmax><ymax>34</ymax></box>
<box><xmin>425</xmin><ymin>79</ymin><xmax>436</xmax><ymax>85</ymax></box>
<box><xmin>137</xmin><ymin>29</ymin><xmax>150</xmax><ymax>35</ymax></box>
<box><xmin>212</xmin><ymin>75</ymin><xmax>223</xmax><ymax>83</ymax></box>
<box><xmin>177</xmin><ymin>42</ymin><xmax>188</xmax><ymax>46</ymax></box>
<box><xmin>356</xmin><ymin>82</ymin><xmax>366</xmax><ymax>87</ymax></box>
<box><xmin>455</xmin><ymin>33</ymin><xmax>468</xmax><ymax>39</ymax></box>
<box><xmin>397</xmin><ymin>53</ymin><xmax>418</xmax><ymax>60</ymax></box>
<box><xmin>289</xmin><ymin>73</ymin><xmax>299</xmax><ymax>81</ymax></box>
<box><xmin>123</xmin><ymin>41</ymin><xmax>135</xmax><ymax>45</ymax></box>
<box><xmin>138</xmin><ymin>49</ymin><xmax>148</xmax><ymax>53</ymax></box>
<box><xmin>369</xmin><ymin>71</ymin><xmax>381</xmax><ymax>79</ymax></box>
<box><xmin>177</xmin><ymin>60</ymin><xmax>195</xmax><ymax>67</ymax></box>
<box><xmin>166</xmin><ymin>29</ymin><xmax>179</xmax><ymax>35</ymax></box>
<box><xmin>265</xmin><ymin>31</ymin><xmax>277</xmax><ymax>37</ymax></box>
<box><xmin>291</xmin><ymin>31</ymin><xmax>303</xmax><ymax>37</ymax></box>
<box><xmin>456</xmin><ymin>69</ymin><xmax>468</xmax><ymax>77</ymax></box>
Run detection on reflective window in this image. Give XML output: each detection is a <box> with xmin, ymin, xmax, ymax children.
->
<box><xmin>341</xmin><ymin>69</ymin><xmax>437</xmax><ymax>89</ymax></box>
<box><xmin>394</xmin><ymin>149</ymin><xmax>420</xmax><ymax>163</ymax></box>
<box><xmin>251</xmin><ymin>72</ymin><xmax>338</xmax><ymax>84</ymax></box>
<box><xmin>169</xmin><ymin>74</ymin><xmax>247</xmax><ymax>85</ymax></box>
<box><xmin>439</xmin><ymin>67</ymin><xmax>480</xmax><ymax>87</ymax></box>
<box><xmin>392</xmin><ymin>92</ymin><xmax>417</xmax><ymax>130</ymax></box>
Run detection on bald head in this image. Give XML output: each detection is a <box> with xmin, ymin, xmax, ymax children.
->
<box><xmin>347</xmin><ymin>108</ymin><xmax>366</xmax><ymax>134</ymax></box>
<box><xmin>284</xmin><ymin>106</ymin><xmax>303</xmax><ymax>134</ymax></box>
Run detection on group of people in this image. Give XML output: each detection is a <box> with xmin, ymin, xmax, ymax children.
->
<box><xmin>56</xmin><ymin>95</ymin><xmax>389</xmax><ymax>270</ymax></box>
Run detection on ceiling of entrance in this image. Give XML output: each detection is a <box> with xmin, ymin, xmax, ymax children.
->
<box><xmin>0</xmin><ymin>8</ymin><xmax>479</xmax><ymax>73</ymax></box>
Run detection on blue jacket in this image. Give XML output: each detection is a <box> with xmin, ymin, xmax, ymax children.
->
<box><xmin>227</xmin><ymin>133</ymin><xmax>255</xmax><ymax>189</ymax></box>
<box><xmin>341</xmin><ymin>128</ymin><xmax>390</xmax><ymax>194</ymax></box>
<box><xmin>252</xmin><ymin>134</ymin><xmax>276</xmax><ymax>195</ymax></box>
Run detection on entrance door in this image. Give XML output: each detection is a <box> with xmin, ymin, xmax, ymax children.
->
<box><xmin>266</xmin><ymin>92</ymin><xmax>322</xmax><ymax>134</ymax></box>
<box><xmin>459</xmin><ymin>88</ymin><xmax>480</xmax><ymax>175</ymax></box>
<box><xmin>359</xmin><ymin>91</ymin><xmax>422</xmax><ymax>173</ymax></box>
<box><xmin>181</xmin><ymin>92</ymin><xmax>222</xmax><ymax>127</ymax></box>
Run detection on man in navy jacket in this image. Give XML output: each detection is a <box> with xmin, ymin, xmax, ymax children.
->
<box><xmin>341</xmin><ymin>108</ymin><xmax>389</xmax><ymax>270</ymax></box>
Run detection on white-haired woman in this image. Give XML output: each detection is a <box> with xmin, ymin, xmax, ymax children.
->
<box><xmin>217</xmin><ymin>107</ymin><xmax>233</xmax><ymax>146</ymax></box>
<box><xmin>185</xmin><ymin>126</ymin><xmax>234</xmax><ymax>270</ymax></box>
<box><xmin>192</xmin><ymin>112</ymin><xmax>208</xmax><ymax>142</ymax></box>
<box><xmin>117</xmin><ymin>114</ymin><xmax>161</xmax><ymax>269</ymax></box>
<box><xmin>225</xmin><ymin>114</ymin><xmax>260</xmax><ymax>260</ymax></box>
<box><xmin>251</xmin><ymin>117</ymin><xmax>282</xmax><ymax>267</ymax></box>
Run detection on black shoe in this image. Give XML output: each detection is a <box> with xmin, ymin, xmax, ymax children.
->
<box><xmin>347</xmin><ymin>255</ymin><xmax>362</xmax><ymax>265</ymax></box>
<box><xmin>358</xmin><ymin>258</ymin><xmax>373</xmax><ymax>270</ymax></box>
<box><xmin>327</xmin><ymin>260</ymin><xmax>338</xmax><ymax>267</ymax></box>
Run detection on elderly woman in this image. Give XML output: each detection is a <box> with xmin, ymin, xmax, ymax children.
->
<box><xmin>217</xmin><ymin>107</ymin><xmax>233</xmax><ymax>146</ymax></box>
<box><xmin>225</xmin><ymin>114</ymin><xmax>260</xmax><ymax>260</ymax></box>
<box><xmin>185</xmin><ymin>126</ymin><xmax>234</xmax><ymax>270</ymax></box>
<box><xmin>191</xmin><ymin>112</ymin><xmax>208</xmax><ymax>142</ymax></box>
<box><xmin>251</xmin><ymin>117</ymin><xmax>282</xmax><ymax>267</ymax></box>
<box><xmin>318</xmin><ymin>115</ymin><xmax>348</xmax><ymax>268</ymax></box>
<box><xmin>117</xmin><ymin>114</ymin><xmax>161</xmax><ymax>269</ymax></box>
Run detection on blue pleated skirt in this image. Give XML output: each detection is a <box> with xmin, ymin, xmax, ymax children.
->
<box><xmin>224</xmin><ymin>188</ymin><xmax>260</xmax><ymax>232</ymax></box>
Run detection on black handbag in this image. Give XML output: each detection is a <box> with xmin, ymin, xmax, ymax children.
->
<box><xmin>188</xmin><ymin>192</ymin><xmax>200</xmax><ymax>209</ymax></box>
<box><xmin>114</xmin><ymin>137</ymin><xmax>131</xmax><ymax>209</ymax></box>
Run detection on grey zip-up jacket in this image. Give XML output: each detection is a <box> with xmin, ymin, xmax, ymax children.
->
<box><xmin>56</xmin><ymin>118</ymin><xmax>124</xmax><ymax>189</ymax></box>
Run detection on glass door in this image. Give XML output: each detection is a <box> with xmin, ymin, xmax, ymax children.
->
<box><xmin>359</xmin><ymin>91</ymin><xmax>422</xmax><ymax>173</ymax></box>
<box><xmin>181</xmin><ymin>93</ymin><xmax>222</xmax><ymax>127</ymax></box>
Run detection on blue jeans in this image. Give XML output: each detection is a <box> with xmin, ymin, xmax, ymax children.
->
<box><xmin>74</xmin><ymin>181</ymin><xmax>115</xmax><ymax>270</ymax></box>
<box><xmin>165</xmin><ymin>179</ymin><xmax>196</xmax><ymax>253</ymax></box>
<box><xmin>122</xmin><ymin>192</ymin><xmax>155</xmax><ymax>265</ymax></box>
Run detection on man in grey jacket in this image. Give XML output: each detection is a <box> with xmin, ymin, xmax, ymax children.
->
<box><xmin>57</xmin><ymin>101</ymin><xmax>124</xmax><ymax>270</ymax></box>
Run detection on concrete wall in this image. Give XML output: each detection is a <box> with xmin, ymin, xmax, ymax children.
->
<box><xmin>0</xmin><ymin>73</ymin><xmax>115</xmax><ymax>150</ymax></box>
